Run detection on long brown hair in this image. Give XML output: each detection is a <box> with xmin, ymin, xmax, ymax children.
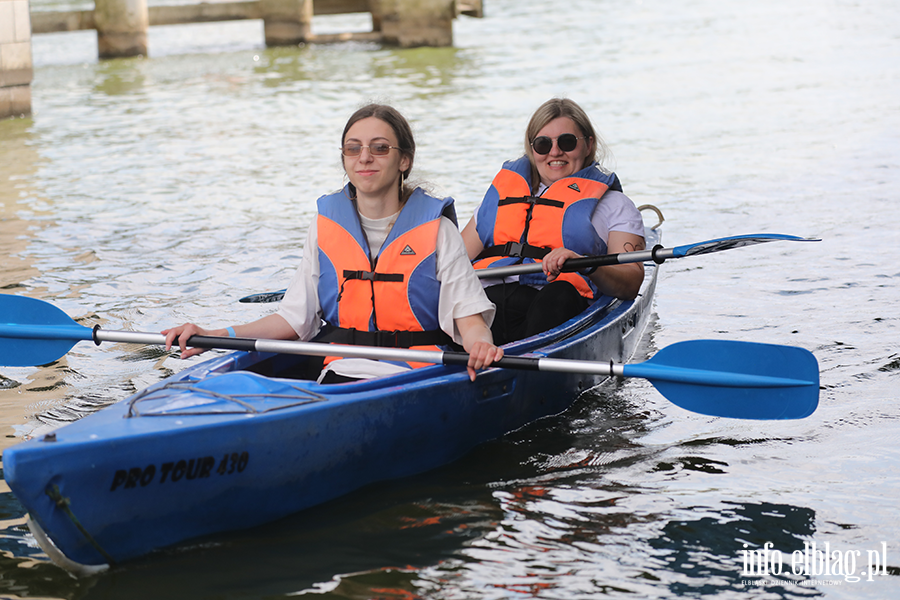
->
<box><xmin>341</xmin><ymin>104</ymin><xmax>416</xmax><ymax>202</ymax></box>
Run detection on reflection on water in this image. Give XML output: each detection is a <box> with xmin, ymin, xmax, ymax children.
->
<box><xmin>0</xmin><ymin>118</ymin><xmax>42</xmax><ymax>294</ymax></box>
<box><xmin>650</xmin><ymin>502</ymin><xmax>817</xmax><ymax>596</ymax></box>
<box><xmin>93</xmin><ymin>60</ymin><xmax>147</xmax><ymax>96</ymax></box>
<box><xmin>0</xmin><ymin>119</ymin><xmax>82</xmax><ymax>434</ymax></box>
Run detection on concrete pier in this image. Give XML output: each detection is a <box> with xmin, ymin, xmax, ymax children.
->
<box><xmin>380</xmin><ymin>0</ymin><xmax>454</xmax><ymax>47</ymax></box>
<box><xmin>25</xmin><ymin>0</ymin><xmax>483</xmax><ymax>63</ymax></box>
<box><xmin>0</xmin><ymin>0</ymin><xmax>32</xmax><ymax>119</ymax></box>
<box><xmin>94</xmin><ymin>0</ymin><xmax>149</xmax><ymax>58</ymax></box>
<box><xmin>261</xmin><ymin>0</ymin><xmax>313</xmax><ymax>46</ymax></box>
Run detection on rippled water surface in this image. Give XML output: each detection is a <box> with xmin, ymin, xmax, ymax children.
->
<box><xmin>1</xmin><ymin>0</ymin><xmax>899</xmax><ymax>597</ymax></box>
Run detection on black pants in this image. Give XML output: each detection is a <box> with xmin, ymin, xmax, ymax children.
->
<box><xmin>485</xmin><ymin>281</ymin><xmax>589</xmax><ymax>346</ymax></box>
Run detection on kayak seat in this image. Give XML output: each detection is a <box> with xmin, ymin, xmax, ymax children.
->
<box><xmin>241</xmin><ymin>352</ymin><xmax>324</xmax><ymax>381</ymax></box>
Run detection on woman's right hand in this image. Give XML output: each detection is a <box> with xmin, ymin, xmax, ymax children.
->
<box><xmin>162</xmin><ymin>323</ymin><xmax>215</xmax><ymax>359</ymax></box>
<box><xmin>541</xmin><ymin>246</ymin><xmax>581</xmax><ymax>281</ymax></box>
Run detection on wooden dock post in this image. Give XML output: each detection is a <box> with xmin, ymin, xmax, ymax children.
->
<box><xmin>0</xmin><ymin>0</ymin><xmax>32</xmax><ymax>119</ymax></box>
<box><xmin>380</xmin><ymin>0</ymin><xmax>454</xmax><ymax>47</ymax></box>
<box><xmin>94</xmin><ymin>0</ymin><xmax>149</xmax><ymax>58</ymax></box>
<box><xmin>261</xmin><ymin>0</ymin><xmax>313</xmax><ymax>46</ymax></box>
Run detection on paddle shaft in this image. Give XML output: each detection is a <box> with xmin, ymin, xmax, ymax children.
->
<box><xmin>239</xmin><ymin>233</ymin><xmax>819</xmax><ymax>302</ymax></box>
<box><xmin>91</xmin><ymin>329</ymin><xmax>811</xmax><ymax>388</ymax></box>
<box><xmin>96</xmin><ymin>329</ymin><xmax>600</xmax><ymax>373</ymax></box>
<box><xmin>478</xmin><ymin>233</ymin><xmax>818</xmax><ymax>278</ymax></box>
<box><xmin>478</xmin><ymin>246</ymin><xmax>670</xmax><ymax>279</ymax></box>
<box><xmin>0</xmin><ymin>322</ymin><xmax>814</xmax><ymax>389</ymax></box>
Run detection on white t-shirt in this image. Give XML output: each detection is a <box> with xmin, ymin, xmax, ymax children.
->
<box><xmin>277</xmin><ymin>211</ymin><xmax>495</xmax><ymax>381</ymax></box>
<box><xmin>474</xmin><ymin>188</ymin><xmax>645</xmax><ymax>288</ymax></box>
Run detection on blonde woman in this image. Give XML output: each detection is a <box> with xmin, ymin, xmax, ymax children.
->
<box><xmin>461</xmin><ymin>98</ymin><xmax>646</xmax><ymax>345</ymax></box>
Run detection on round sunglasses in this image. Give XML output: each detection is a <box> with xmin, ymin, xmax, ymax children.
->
<box><xmin>531</xmin><ymin>133</ymin><xmax>586</xmax><ymax>155</ymax></box>
<box><xmin>340</xmin><ymin>143</ymin><xmax>400</xmax><ymax>157</ymax></box>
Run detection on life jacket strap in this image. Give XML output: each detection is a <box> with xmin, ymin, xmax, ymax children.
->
<box><xmin>337</xmin><ymin>270</ymin><xmax>405</xmax><ymax>302</ymax></box>
<box><xmin>498</xmin><ymin>195</ymin><xmax>565</xmax><ymax>209</ymax></box>
<box><xmin>475</xmin><ymin>241</ymin><xmax>549</xmax><ymax>261</ymax></box>
<box><xmin>341</xmin><ymin>270</ymin><xmax>404</xmax><ymax>282</ymax></box>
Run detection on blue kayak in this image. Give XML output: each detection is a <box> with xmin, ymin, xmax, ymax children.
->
<box><xmin>3</xmin><ymin>228</ymin><xmax>661</xmax><ymax>574</ymax></box>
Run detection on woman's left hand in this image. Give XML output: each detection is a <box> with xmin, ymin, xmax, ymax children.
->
<box><xmin>456</xmin><ymin>314</ymin><xmax>504</xmax><ymax>381</ymax></box>
<box><xmin>542</xmin><ymin>247</ymin><xmax>582</xmax><ymax>281</ymax></box>
<box><xmin>465</xmin><ymin>340</ymin><xmax>504</xmax><ymax>382</ymax></box>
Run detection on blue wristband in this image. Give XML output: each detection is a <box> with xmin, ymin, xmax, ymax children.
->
<box><xmin>226</xmin><ymin>327</ymin><xmax>236</xmax><ymax>338</ymax></box>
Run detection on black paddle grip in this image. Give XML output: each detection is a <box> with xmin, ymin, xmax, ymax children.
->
<box><xmin>188</xmin><ymin>335</ymin><xmax>258</xmax><ymax>352</ymax></box>
<box><xmin>442</xmin><ymin>352</ymin><xmax>541</xmax><ymax>371</ymax></box>
<box><xmin>559</xmin><ymin>254</ymin><xmax>620</xmax><ymax>273</ymax></box>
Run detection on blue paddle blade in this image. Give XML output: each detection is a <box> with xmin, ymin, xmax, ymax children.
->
<box><xmin>239</xmin><ymin>289</ymin><xmax>286</xmax><ymax>303</ymax></box>
<box><xmin>0</xmin><ymin>295</ymin><xmax>93</xmax><ymax>367</ymax></box>
<box><xmin>624</xmin><ymin>340</ymin><xmax>819</xmax><ymax>420</ymax></box>
<box><xmin>672</xmin><ymin>233</ymin><xmax>819</xmax><ymax>258</ymax></box>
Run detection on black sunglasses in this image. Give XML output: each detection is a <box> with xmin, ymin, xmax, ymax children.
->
<box><xmin>531</xmin><ymin>133</ymin><xmax>586</xmax><ymax>155</ymax></box>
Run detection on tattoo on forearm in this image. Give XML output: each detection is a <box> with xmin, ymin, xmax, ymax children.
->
<box><xmin>623</xmin><ymin>240</ymin><xmax>646</xmax><ymax>253</ymax></box>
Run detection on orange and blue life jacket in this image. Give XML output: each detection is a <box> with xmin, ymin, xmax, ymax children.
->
<box><xmin>473</xmin><ymin>157</ymin><xmax>622</xmax><ymax>300</ymax></box>
<box><xmin>316</xmin><ymin>186</ymin><xmax>457</xmax><ymax>368</ymax></box>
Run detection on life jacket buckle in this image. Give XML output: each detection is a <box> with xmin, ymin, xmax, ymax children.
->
<box><xmin>502</xmin><ymin>241</ymin><xmax>524</xmax><ymax>257</ymax></box>
<box><xmin>343</xmin><ymin>269</ymin><xmax>375</xmax><ymax>281</ymax></box>
<box><xmin>375</xmin><ymin>330</ymin><xmax>402</xmax><ymax>347</ymax></box>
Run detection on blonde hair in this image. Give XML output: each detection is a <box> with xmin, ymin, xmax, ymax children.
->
<box><xmin>524</xmin><ymin>98</ymin><xmax>610</xmax><ymax>193</ymax></box>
